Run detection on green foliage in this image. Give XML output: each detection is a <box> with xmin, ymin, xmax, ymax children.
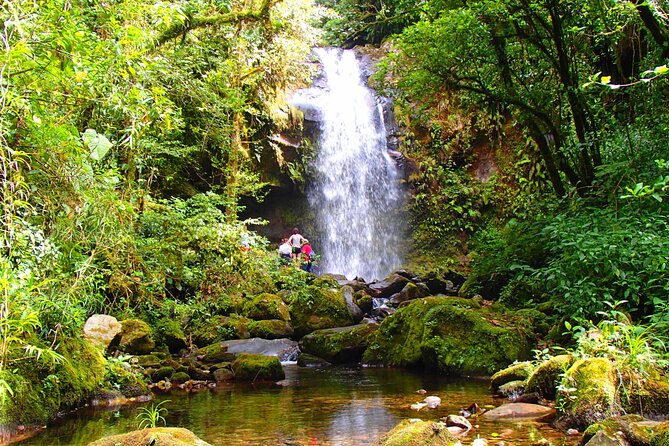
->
<box><xmin>137</xmin><ymin>400</ymin><xmax>170</xmax><ymax>429</ymax></box>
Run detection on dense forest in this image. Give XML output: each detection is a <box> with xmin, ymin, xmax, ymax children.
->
<box><xmin>2</xmin><ymin>0</ymin><xmax>669</xmax><ymax>441</ymax></box>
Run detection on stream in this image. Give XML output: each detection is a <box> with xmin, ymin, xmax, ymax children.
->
<box><xmin>17</xmin><ymin>365</ymin><xmax>576</xmax><ymax>446</ymax></box>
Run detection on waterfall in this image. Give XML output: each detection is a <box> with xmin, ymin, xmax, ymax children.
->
<box><xmin>301</xmin><ymin>48</ymin><xmax>406</xmax><ymax>281</ymax></box>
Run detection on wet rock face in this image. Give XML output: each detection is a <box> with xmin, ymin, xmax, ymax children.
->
<box><xmin>482</xmin><ymin>403</ymin><xmax>555</xmax><ymax>422</ymax></box>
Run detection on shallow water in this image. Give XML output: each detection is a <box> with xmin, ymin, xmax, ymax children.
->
<box><xmin>16</xmin><ymin>366</ymin><xmax>577</xmax><ymax>446</ymax></box>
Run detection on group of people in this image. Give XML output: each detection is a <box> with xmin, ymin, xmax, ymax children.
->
<box><xmin>278</xmin><ymin>228</ymin><xmax>314</xmax><ymax>272</ymax></box>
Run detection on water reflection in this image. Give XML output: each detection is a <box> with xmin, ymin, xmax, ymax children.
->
<box><xmin>17</xmin><ymin>366</ymin><xmax>575</xmax><ymax>446</ymax></box>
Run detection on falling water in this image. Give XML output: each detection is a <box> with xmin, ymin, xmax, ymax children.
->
<box><xmin>303</xmin><ymin>48</ymin><xmax>406</xmax><ymax>281</ymax></box>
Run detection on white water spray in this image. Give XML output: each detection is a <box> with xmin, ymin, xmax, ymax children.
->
<box><xmin>303</xmin><ymin>48</ymin><xmax>406</xmax><ymax>281</ymax></box>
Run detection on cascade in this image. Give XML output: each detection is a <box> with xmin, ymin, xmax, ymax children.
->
<box><xmin>295</xmin><ymin>48</ymin><xmax>406</xmax><ymax>281</ymax></box>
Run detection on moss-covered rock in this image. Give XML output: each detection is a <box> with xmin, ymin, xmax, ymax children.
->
<box><xmin>136</xmin><ymin>354</ymin><xmax>161</xmax><ymax>368</ymax></box>
<box><xmin>155</xmin><ymin>318</ymin><xmax>187</xmax><ymax>353</ymax></box>
<box><xmin>362</xmin><ymin>297</ymin><xmax>538</xmax><ymax>375</ymax></box>
<box><xmin>377</xmin><ymin>419</ymin><xmax>456</xmax><ymax>446</ymax></box>
<box><xmin>297</xmin><ymin>353</ymin><xmax>332</xmax><ymax>367</ymax></box>
<box><xmin>171</xmin><ymin>371</ymin><xmax>191</xmax><ymax>383</ymax></box>
<box><xmin>389</xmin><ymin>282</ymin><xmax>431</xmax><ymax>306</ymax></box>
<box><xmin>191</xmin><ymin>315</ymin><xmax>251</xmax><ymax>347</ymax></box>
<box><xmin>498</xmin><ymin>380</ymin><xmax>527</xmax><ymax>398</ymax></box>
<box><xmin>152</xmin><ymin>366</ymin><xmax>175</xmax><ymax>382</ymax></box>
<box><xmin>248</xmin><ymin>319</ymin><xmax>294</xmax><ymax>339</ymax></box>
<box><xmin>558</xmin><ymin>357</ymin><xmax>618</xmax><ymax>429</ymax></box>
<box><xmin>355</xmin><ymin>290</ymin><xmax>373</xmax><ymax>314</ymax></box>
<box><xmin>583</xmin><ymin>415</ymin><xmax>650</xmax><ymax>445</ymax></box>
<box><xmin>490</xmin><ymin>361</ymin><xmax>534</xmax><ymax>392</ymax></box>
<box><xmin>623</xmin><ymin>374</ymin><xmax>669</xmax><ymax>416</ymax></box>
<box><xmin>0</xmin><ymin>336</ymin><xmax>107</xmax><ymax>426</ymax></box>
<box><xmin>526</xmin><ymin>354</ymin><xmax>575</xmax><ymax>400</ymax></box>
<box><xmin>299</xmin><ymin>323</ymin><xmax>379</xmax><ymax>364</ymax></box>
<box><xmin>243</xmin><ymin>293</ymin><xmax>291</xmax><ymax>322</ymax></box>
<box><xmin>87</xmin><ymin>427</ymin><xmax>211</xmax><ymax>446</ymax></box>
<box><xmin>368</xmin><ymin>273</ymin><xmax>410</xmax><ymax>298</ymax></box>
<box><xmin>231</xmin><ymin>353</ymin><xmax>285</xmax><ymax>381</ymax></box>
<box><xmin>287</xmin><ymin>285</ymin><xmax>353</xmax><ymax>337</ymax></box>
<box><xmin>193</xmin><ymin>342</ymin><xmax>238</xmax><ymax>363</ymax></box>
<box><xmin>118</xmin><ymin>319</ymin><xmax>155</xmax><ymax>355</ymax></box>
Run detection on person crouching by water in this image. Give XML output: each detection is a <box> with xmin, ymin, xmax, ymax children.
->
<box><xmin>300</xmin><ymin>239</ymin><xmax>313</xmax><ymax>273</ymax></box>
<box><xmin>288</xmin><ymin>227</ymin><xmax>305</xmax><ymax>260</ymax></box>
<box><xmin>278</xmin><ymin>238</ymin><xmax>292</xmax><ymax>264</ymax></box>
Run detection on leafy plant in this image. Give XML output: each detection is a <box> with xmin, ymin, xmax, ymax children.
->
<box><xmin>136</xmin><ymin>400</ymin><xmax>170</xmax><ymax>429</ymax></box>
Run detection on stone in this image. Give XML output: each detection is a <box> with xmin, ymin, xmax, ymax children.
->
<box><xmin>482</xmin><ymin>403</ymin><xmax>556</xmax><ymax>422</ymax></box>
<box><xmin>498</xmin><ymin>380</ymin><xmax>526</xmax><ymax>398</ymax></box>
<box><xmin>526</xmin><ymin>354</ymin><xmax>575</xmax><ymax>400</ymax></box>
<box><xmin>83</xmin><ymin>314</ymin><xmax>122</xmax><ymax>350</ymax></box>
<box><xmin>368</xmin><ymin>273</ymin><xmax>410</xmax><ymax>298</ymax></box>
<box><xmin>242</xmin><ymin>293</ymin><xmax>291</xmax><ymax>322</ymax></box>
<box><xmin>155</xmin><ymin>318</ymin><xmax>188</xmax><ymax>353</ymax></box>
<box><xmin>299</xmin><ymin>323</ymin><xmax>379</xmax><ymax>364</ymax></box>
<box><xmin>118</xmin><ymin>319</ymin><xmax>155</xmax><ymax>355</ymax></box>
<box><xmin>582</xmin><ymin>415</ymin><xmax>653</xmax><ymax>446</ymax></box>
<box><xmin>341</xmin><ymin>286</ymin><xmax>364</xmax><ymax>323</ymax></box>
<box><xmin>287</xmin><ymin>285</ymin><xmax>353</xmax><ymax>337</ymax></box>
<box><xmin>378</xmin><ymin>419</ymin><xmax>457</xmax><ymax>446</ymax></box>
<box><xmin>443</xmin><ymin>415</ymin><xmax>472</xmax><ymax>431</ymax></box>
<box><xmin>231</xmin><ymin>353</ymin><xmax>285</xmax><ymax>381</ymax></box>
<box><xmin>191</xmin><ymin>315</ymin><xmax>251</xmax><ymax>347</ymax></box>
<box><xmin>362</xmin><ymin>297</ymin><xmax>539</xmax><ymax>375</ymax></box>
<box><xmin>583</xmin><ymin>430</ymin><xmax>630</xmax><ymax>446</ymax></box>
<box><xmin>87</xmin><ymin>427</ymin><xmax>211</xmax><ymax>446</ymax></box>
<box><xmin>194</xmin><ymin>343</ymin><xmax>238</xmax><ymax>363</ymax></box>
<box><xmin>389</xmin><ymin>282</ymin><xmax>431</xmax><ymax>306</ymax></box>
<box><xmin>490</xmin><ymin>362</ymin><xmax>534</xmax><ymax>393</ymax></box>
<box><xmin>213</xmin><ymin>368</ymin><xmax>234</xmax><ymax>382</ymax></box>
<box><xmin>248</xmin><ymin>320</ymin><xmax>294</xmax><ymax>339</ymax></box>
<box><xmin>297</xmin><ymin>353</ymin><xmax>332</xmax><ymax>368</ymax></box>
<box><xmin>557</xmin><ymin>358</ymin><xmax>618</xmax><ymax>429</ymax></box>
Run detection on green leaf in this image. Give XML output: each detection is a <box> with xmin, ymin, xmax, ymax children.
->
<box><xmin>82</xmin><ymin>129</ymin><xmax>113</xmax><ymax>161</ymax></box>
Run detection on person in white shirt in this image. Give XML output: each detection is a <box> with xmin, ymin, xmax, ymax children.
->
<box><xmin>278</xmin><ymin>238</ymin><xmax>292</xmax><ymax>263</ymax></box>
<box><xmin>288</xmin><ymin>228</ymin><xmax>305</xmax><ymax>259</ymax></box>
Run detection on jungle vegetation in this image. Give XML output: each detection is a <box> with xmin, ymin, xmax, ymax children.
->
<box><xmin>1</xmin><ymin>0</ymin><xmax>669</xmax><ymax>430</ymax></box>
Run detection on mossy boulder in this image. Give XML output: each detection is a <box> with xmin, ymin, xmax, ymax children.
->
<box><xmin>558</xmin><ymin>357</ymin><xmax>618</xmax><ymax>429</ymax></box>
<box><xmin>389</xmin><ymin>282</ymin><xmax>431</xmax><ymax>306</ymax></box>
<box><xmin>490</xmin><ymin>361</ymin><xmax>534</xmax><ymax>393</ymax></box>
<box><xmin>297</xmin><ymin>353</ymin><xmax>332</xmax><ymax>367</ymax></box>
<box><xmin>498</xmin><ymin>380</ymin><xmax>527</xmax><ymax>398</ymax></box>
<box><xmin>526</xmin><ymin>354</ymin><xmax>575</xmax><ymax>400</ymax></box>
<box><xmin>87</xmin><ymin>427</ymin><xmax>211</xmax><ymax>446</ymax></box>
<box><xmin>171</xmin><ymin>371</ymin><xmax>191</xmax><ymax>383</ymax></box>
<box><xmin>231</xmin><ymin>353</ymin><xmax>285</xmax><ymax>381</ymax></box>
<box><xmin>377</xmin><ymin>419</ymin><xmax>456</xmax><ymax>446</ymax></box>
<box><xmin>242</xmin><ymin>293</ymin><xmax>291</xmax><ymax>322</ymax></box>
<box><xmin>287</xmin><ymin>285</ymin><xmax>353</xmax><ymax>337</ymax></box>
<box><xmin>152</xmin><ymin>366</ymin><xmax>175</xmax><ymax>382</ymax></box>
<box><xmin>193</xmin><ymin>342</ymin><xmax>238</xmax><ymax>363</ymax></box>
<box><xmin>0</xmin><ymin>336</ymin><xmax>107</xmax><ymax>426</ymax></box>
<box><xmin>155</xmin><ymin>318</ymin><xmax>187</xmax><ymax>353</ymax></box>
<box><xmin>583</xmin><ymin>415</ymin><xmax>651</xmax><ymax>445</ymax></box>
<box><xmin>623</xmin><ymin>374</ymin><xmax>669</xmax><ymax>416</ymax></box>
<box><xmin>248</xmin><ymin>320</ymin><xmax>294</xmax><ymax>339</ymax></box>
<box><xmin>368</xmin><ymin>273</ymin><xmax>410</xmax><ymax>298</ymax></box>
<box><xmin>299</xmin><ymin>323</ymin><xmax>379</xmax><ymax>364</ymax></box>
<box><xmin>136</xmin><ymin>354</ymin><xmax>161</xmax><ymax>368</ymax></box>
<box><xmin>355</xmin><ymin>290</ymin><xmax>373</xmax><ymax>314</ymax></box>
<box><xmin>362</xmin><ymin>297</ymin><xmax>538</xmax><ymax>375</ymax></box>
<box><xmin>118</xmin><ymin>319</ymin><xmax>155</xmax><ymax>355</ymax></box>
<box><xmin>191</xmin><ymin>315</ymin><xmax>251</xmax><ymax>347</ymax></box>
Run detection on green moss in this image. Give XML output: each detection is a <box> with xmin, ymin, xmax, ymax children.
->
<box><xmin>152</xmin><ymin>366</ymin><xmax>175</xmax><ymax>382</ymax></box>
<box><xmin>87</xmin><ymin>427</ymin><xmax>212</xmax><ymax>446</ymax></box>
<box><xmin>378</xmin><ymin>419</ymin><xmax>456</xmax><ymax>446</ymax></box>
<box><xmin>583</xmin><ymin>415</ymin><xmax>648</xmax><ymax>445</ymax></box>
<box><xmin>355</xmin><ymin>291</ymin><xmax>373</xmax><ymax>313</ymax></box>
<box><xmin>195</xmin><ymin>343</ymin><xmax>238</xmax><ymax>363</ymax></box>
<box><xmin>299</xmin><ymin>324</ymin><xmax>379</xmax><ymax>364</ymax></box>
<box><xmin>526</xmin><ymin>355</ymin><xmax>575</xmax><ymax>400</ymax></box>
<box><xmin>231</xmin><ymin>353</ymin><xmax>285</xmax><ymax>381</ymax></box>
<box><xmin>171</xmin><ymin>372</ymin><xmax>191</xmax><ymax>383</ymax></box>
<box><xmin>154</xmin><ymin>318</ymin><xmax>187</xmax><ymax>353</ymax></box>
<box><xmin>558</xmin><ymin>357</ymin><xmax>618</xmax><ymax>429</ymax></box>
<box><xmin>0</xmin><ymin>336</ymin><xmax>107</xmax><ymax>426</ymax></box>
<box><xmin>248</xmin><ymin>320</ymin><xmax>294</xmax><ymax>339</ymax></box>
<box><xmin>362</xmin><ymin>297</ymin><xmax>536</xmax><ymax>375</ymax></box>
<box><xmin>288</xmin><ymin>285</ymin><xmax>353</xmax><ymax>337</ymax></box>
<box><xmin>651</xmin><ymin>421</ymin><xmax>669</xmax><ymax>446</ymax></box>
<box><xmin>242</xmin><ymin>293</ymin><xmax>291</xmax><ymax>321</ymax></box>
<box><xmin>623</xmin><ymin>375</ymin><xmax>669</xmax><ymax>415</ymax></box>
<box><xmin>190</xmin><ymin>315</ymin><xmax>251</xmax><ymax>347</ymax></box>
<box><xmin>119</xmin><ymin>319</ymin><xmax>155</xmax><ymax>355</ymax></box>
<box><xmin>490</xmin><ymin>361</ymin><xmax>534</xmax><ymax>392</ymax></box>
